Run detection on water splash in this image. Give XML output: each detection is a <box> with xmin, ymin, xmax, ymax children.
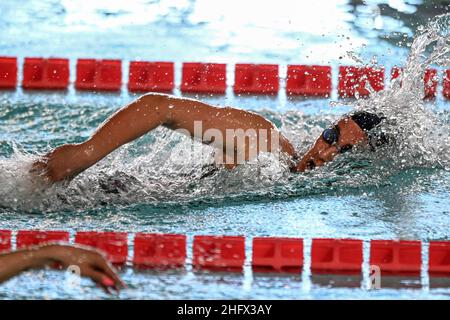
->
<box><xmin>351</xmin><ymin>14</ymin><xmax>450</xmax><ymax>170</ymax></box>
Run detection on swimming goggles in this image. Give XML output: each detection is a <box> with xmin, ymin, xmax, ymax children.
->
<box><xmin>321</xmin><ymin>125</ymin><xmax>353</xmax><ymax>154</ymax></box>
<box><xmin>305</xmin><ymin>124</ymin><xmax>354</xmax><ymax>170</ymax></box>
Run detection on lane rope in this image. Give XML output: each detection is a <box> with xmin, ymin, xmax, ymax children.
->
<box><xmin>1</xmin><ymin>229</ymin><xmax>449</xmax><ymax>277</ymax></box>
<box><xmin>0</xmin><ymin>56</ymin><xmax>448</xmax><ymax>99</ymax></box>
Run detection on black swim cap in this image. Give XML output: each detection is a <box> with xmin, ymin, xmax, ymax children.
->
<box><xmin>350</xmin><ymin>111</ymin><xmax>384</xmax><ymax>132</ymax></box>
<box><xmin>350</xmin><ymin>111</ymin><xmax>392</xmax><ymax>149</ymax></box>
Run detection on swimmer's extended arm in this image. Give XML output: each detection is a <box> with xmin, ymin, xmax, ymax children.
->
<box><xmin>32</xmin><ymin>92</ymin><xmax>296</xmax><ymax>183</ymax></box>
<box><xmin>0</xmin><ymin>244</ymin><xmax>124</xmax><ymax>292</ymax></box>
<box><xmin>32</xmin><ymin>93</ymin><xmax>216</xmax><ymax>182</ymax></box>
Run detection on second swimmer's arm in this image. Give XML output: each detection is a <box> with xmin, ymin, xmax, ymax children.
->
<box><xmin>0</xmin><ymin>244</ymin><xmax>124</xmax><ymax>292</ymax></box>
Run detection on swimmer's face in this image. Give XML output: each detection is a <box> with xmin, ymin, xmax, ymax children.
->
<box><xmin>295</xmin><ymin>117</ymin><xmax>367</xmax><ymax>172</ymax></box>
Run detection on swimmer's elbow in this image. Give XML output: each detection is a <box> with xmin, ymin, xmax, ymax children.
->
<box><xmin>139</xmin><ymin>92</ymin><xmax>170</xmax><ymax>105</ymax></box>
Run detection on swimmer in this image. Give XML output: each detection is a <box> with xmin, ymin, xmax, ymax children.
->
<box><xmin>0</xmin><ymin>243</ymin><xmax>125</xmax><ymax>293</ymax></box>
<box><xmin>31</xmin><ymin>93</ymin><xmax>388</xmax><ymax>183</ymax></box>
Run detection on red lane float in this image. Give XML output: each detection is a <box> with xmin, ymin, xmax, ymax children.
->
<box><xmin>193</xmin><ymin>235</ymin><xmax>245</xmax><ymax>272</ymax></box>
<box><xmin>390</xmin><ymin>66</ymin><xmax>402</xmax><ymax>82</ymax></box>
<box><xmin>423</xmin><ymin>68</ymin><xmax>438</xmax><ymax>99</ymax></box>
<box><xmin>286</xmin><ymin>65</ymin><xmax>332</xmax><ymax>97</ymax></box>
<box><xmin>22</xmin><ymin>57</ymin><xmax>69</xmax><ymax>89</ymax></box>
<box><xmin>252</xmin><ymin>237</ymin><xmax>303</xmax><ymax>273</ymax></box>
<box><xmin>0</xmin><ymin>56</ymin><xmax>448</xmax><ymax>99</ymax></box>
<box><xmin>3</xmin><ymin>228</ymin><xmax>450</xmax><ymax>277</ymax></box>
<box><xmin>0</xmin><ymin>57</ymin><xmax>17</xmax><ymax>88</ymax></box>
<box><xmin>369</xmin><ymin>240</ymin><xmax>422</xmax><ymax>276</ymax></box>
<box><xmin>311</xmin><ymin>238</ymin><xmax>363</xmax><ymax>274</ymax></box>
<box><xmin>233</xmin><ymin>64</ymin><xmax>279</xmax><ymax>94</ymax></box>
<box><xmin>133</xmin><ymin>233</ymin><xmax>186</xmax><ymax>269</ymax></box>
<box><xmin>75</xmin><ymin>59</ymin><xmax>122</xmax><ymax>91</ymax></box>
<box><xmin>181</xmin><ymin>62</ymin><xmax>227</xmax><ymax>94</ymax></box>
<box><xmin>338</xmin><ymin>66</ymin><xmax>384</xmax><ymax>98</ymax></box>
<box><xmin>444</xmin><ymin>70</ymin><xmax>450</xmax><ymax>100</ymax></box>
<box><xmin>428</xmin><ymin>241</ymin><xmax>450</xmax><ymax>277</ymax></box>
<box><xmin>0</xmin><ymin>230</ymin><xmax>12</xmax><ymax>253</ymax></box>
<box><xmin>391</xmin><ymin>67</ymin><xmax>438</xmax><ymax>99</ymax></box>
<box><xmin>16</xmin><ymin>230</ymin><xmax>69</xmax><ymax>249</ymax></box>
<box><xmin>75</xmin><ymin>231</ymin><xmax>128</xmax><ymax>265</ymax></box>
<box><xmin>128</xmin><ymin>61</ymin><xmax>174</xmax><ymax>92</ymax></box>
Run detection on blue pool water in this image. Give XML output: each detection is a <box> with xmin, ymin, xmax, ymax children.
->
<box><xmin>0</xmin><ymin>0</ymin><xmax>449</xmax><ymax>299</ymax></box>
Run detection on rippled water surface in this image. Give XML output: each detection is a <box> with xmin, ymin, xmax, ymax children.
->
<box><xmin>0</xmin><ymin>0</ymin><xmax>449</xmax><ymax>299</ymax></box>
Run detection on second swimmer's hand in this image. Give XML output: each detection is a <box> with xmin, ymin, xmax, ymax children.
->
<box><xmin>38</xmin><ymin>244</ymin><xmax>126</xmax><ymax>293</ymax></box>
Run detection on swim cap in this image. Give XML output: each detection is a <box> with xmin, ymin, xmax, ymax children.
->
<box><xmin>350</xmin><ymin>111</ymin><xmax>384</xmax><ymax>132</ymax></box>
<box><xmin>350</xmin><ymin>111</ymin><xmax>391</xmax><ymax>149</ymax></box>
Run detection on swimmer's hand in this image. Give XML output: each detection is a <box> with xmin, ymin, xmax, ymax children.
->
<box><xmin>0</xmin><ymin>244</ymin><xmax>126</xmax><ymax>294</ymax></box>
<box><xmin>37</xmin><ymin>244</ymin><xmax>126</xmax><ymax>293</ymax></box>
<box><xmin>30</xmin><ymin>144</ymin><xmax>90</xmax><ymax>184</ymax></box>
